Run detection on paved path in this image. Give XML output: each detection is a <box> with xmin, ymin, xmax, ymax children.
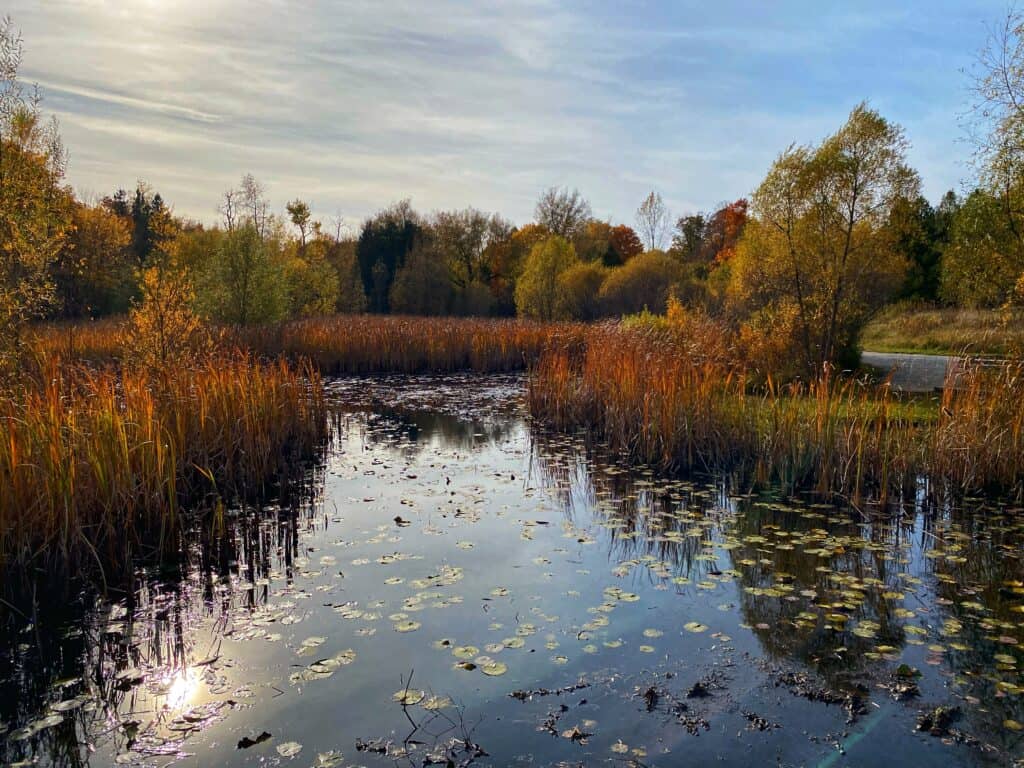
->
<box><xmin>861</xmin><ymin>351</ymin><xmax>953</xmax><ymax>392</ymax></box>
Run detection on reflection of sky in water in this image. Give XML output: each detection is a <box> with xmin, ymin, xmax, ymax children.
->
<box><xmin>0</xmin><ymin>374</ymin><xmax>1021</xmax><ymax>767</ymax></box>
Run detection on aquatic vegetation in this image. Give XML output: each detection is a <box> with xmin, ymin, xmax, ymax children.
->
<box><xmin>0</xmin><ymin>354</ymin><xmax>328</xmax><ymax>572</ymax></box>
<box><xmin>28</xmin><ymin>315</ymin><xmax>586</xmax><ymax>375</ymax></box>
<box><xmin>1</xmin><ymin>376</ymin><xmax>1022</xmax><ymax>767</ymax></box>
<box><xmin>528</xmin><ymin>323</ymin><xmax>1024</xmax><ymax>500</ymax></box>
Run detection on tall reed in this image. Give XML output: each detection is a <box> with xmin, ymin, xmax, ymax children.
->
<box><xmin>238</xmin><ymin>315</ymin><xmax>585</xmax><ymax>373</ymax></box>
<box><xmin>30</xmin><ymin>315</ymin><xmax>586</xmax><ymax>374</ymax></box>
<box><xmin>528</xmin><ymin>324</ymin><xmax>1024</xmax><ymax>501</ymax></box>
<box><xmin>0</xmin><ymin>355</ymin><xmax>328</xmax><ymax>571</ymax></box>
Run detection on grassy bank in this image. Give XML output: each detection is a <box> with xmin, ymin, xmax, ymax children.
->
<box><xmin>0</xmin><ymin>355</ymin><xmax>327</xmax><ymax>572</ymax></box>
<box><xmin>861</xmin><ymin>305</ymin><xmax>1024</xmax><ymax>356</ymax></box>
<box><xmin>528</xmin><ymin>324</ymin><xmax>1024</xmax><ymax>502</ymax></box>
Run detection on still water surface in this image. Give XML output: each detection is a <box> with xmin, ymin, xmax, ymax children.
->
<box><xmin>1</xmin><ymin>374</ymin><xmax>1022</xmax><ymax>767</ymax></box>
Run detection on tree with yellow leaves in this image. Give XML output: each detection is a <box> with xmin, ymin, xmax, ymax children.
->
<box><xmin>0</xmin><ymin>16</ymin><xmax>72</xmax><ymax>378</ymax></box>
<box><xmin>728</xmin><ymin>104</ymin><xmax>919</xmax><ymax>375</ymax></box>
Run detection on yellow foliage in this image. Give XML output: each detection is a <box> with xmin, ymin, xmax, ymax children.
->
<box><xmin>122</xmin><ymin>254</ymin><xmax>209</xmax><ymax>370</ymax></box>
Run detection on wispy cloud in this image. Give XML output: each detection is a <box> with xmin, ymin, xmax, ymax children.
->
<box><xmin>6</xmin><ymin>0</ymin><xmax>1001</xmax><ymax>226</ymax></box>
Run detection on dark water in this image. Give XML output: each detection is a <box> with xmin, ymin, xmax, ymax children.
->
<box><xmin>1</xmin><ymin>373</ymin><xmax>1023</xmax><ymax>767</ymax></box>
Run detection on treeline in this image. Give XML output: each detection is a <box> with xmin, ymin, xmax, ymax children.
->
<box><xmin>4</xmin><ymin>12</ymin><xmax>1024</xmax><ymax>382</ymax></box>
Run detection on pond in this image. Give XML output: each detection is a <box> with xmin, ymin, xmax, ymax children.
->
<box><xmin>1</xmin><ymin>373</ymin><xmax>1022</xmax><ymax>767</ymax></box>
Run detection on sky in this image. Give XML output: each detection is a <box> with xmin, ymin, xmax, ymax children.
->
<box><xmin>5</xmin><ymin>0</ymin><xmax>1010</xmax><ymax>229</ymax></box>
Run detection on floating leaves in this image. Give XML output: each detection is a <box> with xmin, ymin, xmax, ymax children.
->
<box><xmin>276</xmin><ymin>741</ymin><xmax>303</xmax><ymax>758</ymax></box>
<box><xmin>684</xmin><ymin>622</ymin><xmax>708</xmax><ymax>633</ymax></box>
<box><xmin>480</xmin><ymin>660</ymin><xmax>508</xmax><ymax>676</ymax></box>
<box><xmin>392</xmin><ymin>689</ymin><xmax>425</xmax><ymax>706</ymax></box>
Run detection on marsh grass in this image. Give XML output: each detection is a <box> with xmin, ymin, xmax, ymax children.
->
<box><xmin>528</xmin><ymin>324</ymin><xmax>1024</xmax><ymax>502</ymax></box>
<box><xmin>861</xmin><ymin>304</ymin><xmax>1024</xmax><ymax>357</ymax></box>
<box><xmin>0</xmin><ymin>354</ymin><xmax>327</xmax><ymax>572</ymax></box>
<box><xmin>239</xmin><ymin>315</ymin><xmax>586</xmax><ymax>373</ymax></box>
<box><xmin>28</xmin><ymin>315</ymin><xmax>586</xmax><ymax>373</ymax></box>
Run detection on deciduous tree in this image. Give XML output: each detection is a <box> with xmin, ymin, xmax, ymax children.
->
<box><xmin>535</xmin><ymin>187</ymin><xmax>591</xmax><ymax>240</ymax></box>
<box><xmin>729</xmin><ymin>104</ymin><xmax>919</xmax><ymax>373</ymax></box>
<box><xmin>515</xmin><ymin>236</ymin><xmax>578</xmax><ymax>320</ymax></box>
<box><xmin>635</xmin><ymin>191</ymin><xmax>670</xmax><ymax>251</ymax></box>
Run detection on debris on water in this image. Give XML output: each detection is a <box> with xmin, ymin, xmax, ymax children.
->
<box><xmin>643</xmin><ymin>686</ymin><xmax>659</xmax><ymax>711</ymax></box>
<box><xmin>355</xmin><ymin>737</ymin><xmax>390</xmax><ymax>754</ymax></box>
<box><xmin>276</xmin><ymin>740</ymin><xmax>303</xmax><ymax>758</ymax></box>
<box><xmin>686</xmin><ymin>681</ymin><xmax>709</xmax><ymax>699</ymax></box>
<box><xmin>237</xmin><ymin>731</ymin><xmax>272</xmax><ymax>749</ymax></box>
<box><xmin>773</xmin><ymin>670</ymin><xmax>867</xmax><ymax>724</ymax></box>
<box><xmin>884</xmin><ymin>665</ymin><xmax>921</xmax><ymax>700</ymax></box>
<box><xmin>509</xmin><ymin>680</ymin><xmax>590</xmax><ymax>701</ymax></box>
<box><xmin>741</xmin><ymin>711</ymin><xmax>780</xmax><ymax>731</ymax></box>
<box><xmin>561</xmin><ymin>724</ymin><xmax>591</xmax><ymax>743</ymax></box>
<box><xmin>914</xmin><ymin>704</ymin><xmax>980</xmax><ymax>746</ymax></box>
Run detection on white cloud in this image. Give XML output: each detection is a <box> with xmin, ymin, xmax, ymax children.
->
<box><xmin>6</xmin><ymin>0</ymin><xmax>996</xmax><ymax>225</ymax></box>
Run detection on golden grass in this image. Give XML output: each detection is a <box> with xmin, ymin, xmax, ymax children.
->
<box><xmin>238</xmin><ymin>315</ymin><xmax>586</xmax><ymax>373</ymax></box>
<box><xmin>29</xmin><ymin>315</ymin><xmax>586</xmax><ymax>373</ymax></box>
<box><xmin>861</xmin><ymin>304</ymin><xmax>1024</xmax><ymax>357</ymax></box>
<box><xmin>0</xmin><ymin>354</ymin><xmax>327</xmax><ymax>571</ymax></box>
<box><xmin>528</xmin><ymin>324</ymin><xmax>1024</xmax><ymax>502</ymax></box>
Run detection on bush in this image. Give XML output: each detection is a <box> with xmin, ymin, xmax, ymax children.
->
<box><xmin>598</xmin><ymin>251</ymin><xmax>681</xmax><ymax>316</ymax></box>
<box><xmin>555</xmin><ymin>262</ymin><xmax>608</xmax><ymax>320</ymax></box>
<box><xmin>515</xmin><ymin>236</ymin><xmax>578</xmax><ymax>320</ymax></box>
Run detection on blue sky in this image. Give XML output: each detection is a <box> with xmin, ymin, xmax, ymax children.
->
<box><xmin>6</xmin><ymin>0</ymin><xmax>1007</xmax><ymax>229</ymax></box>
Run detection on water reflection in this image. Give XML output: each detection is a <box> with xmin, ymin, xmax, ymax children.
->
<box><xmin>1</xmin><ymin>374</ymin><xmax>1021</xmax><ymax>767</ymax></box>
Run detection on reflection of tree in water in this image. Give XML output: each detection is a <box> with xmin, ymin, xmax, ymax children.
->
<box><xmin>341</xmin><ymin>408</ymin><xmax>518</xmax><ymax>459</ymax></box>
<box><xmin>531</xmin><ymin>423</ymin><xmax>1024</xmax><ymax>747</ymax></box>
<box><xmin>0</xmin><ymin>466</ymin><xmax>325</xmax><ymax>768</ymax></box>
<box><xmin>921</xmin><ymin>504</ymin><xmax>1024</xmax><ymax>754</ymax></box>
<box><xmin>529</xmin><ymin>429</ymin><xmax>741</xmax><ymax>587</ymax></box>
<box><xmin>723</xmin><ymin>502</ymin><xmax>919</xmax><ymax>691</ymax></box>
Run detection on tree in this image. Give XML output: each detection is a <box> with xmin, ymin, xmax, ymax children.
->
<box><xmin>608</xmin><ymin>224</ymin><xmax>644</xmax><ymax>264</ymax></box>
<box><xmin>53</xmin><ymin>202</ymin><xmax>132</xmax><ymax>317</ymax></box>
<box><xmin>729</xmin><ymin>104</ymin><xmax>919</xmax><ymax>374</ymax></box>
<box><xmin>485</xmin><ymin>223</ymin><xmax>548</xmax><ymax>316</ymax></box>
<box><xmin>122</xmin><ymin>248</ymin><xmax>205</xmax><ymax>370</ymax></box>
<box><xmin>389</xmin><ymin>240</ymin><xmax>451</xmax><ymax>315</ymax></box>
<box><xmin>573</xmin><ymin>219</ymin><xmax>614</xmax><ymax>264</ymax></box>
<box><xmin>285</xmin><ymin>235</ymin><xmax>339</xmax><ymax>316</ymax></box>
<box><xmin>198</xmin><ymin>223</ymin><xmax>288</xmax><ymax>325</ymax></box>
<box><xmin>515</xmin><ymin>236</ymin><xmax>578</xmax><ymax>320</ymax></box>
<box><xmin>598</xmin><ymin>251</ymin><xmax>681</xmax><ymax>316</ymax></box>
<box><xmin>105</xmin><ymin>182</ymin><xmax>175</xmax><ymax>269</ymax></box>
<box><xmin>555</xmin><ymin>261</ymin><xmax>608</xmax><ymax>320</ymax></box>
<box><xmin>432</xmin><ymin>207</ymin><xmax>512</xmax><ymax>292</ymax></box>
<box><xmin>889</xmin><ymin>193</ymin><xmax>955</xmax><ymax>302</ymax></box>
<box><xmin>0</xmin><ymin>16</ymin><xmax>72</xmax><ymax>376</ymax></box>
<box><xmin>356</xmin><ymin>200</ymin><xmax>420</xmax><ymax>312</ymax></box>
<box><xmin>535</xmin><ymin>187</ymin><xmax>591</xmax><ymax>239</ymax></box>
<box><xmin>635</xmin><ymin>191</ymin><xmax>670</xmax><ymax>251</ymax></box>
<box><xmin>286</xmin><ymin>199</ymin><xmax>312</xmax><ymax>248</ymax></box>
<box><xmin>239</xmin><ymin>173</ymin><xmax>269</xmax><ymax>239</ymax></box>
<box><xmin>959</xmin><ymin>10</ymin><xmax>1024</xmax><ymax>304</ymax></box>
<box><xmin>702</xmin><ymin>199</ymin><xmax>748</xmax><ymax>263</ymax></box>
<box><xmin>670</xmin><ymin>214</ymin><xmax>707</xmax><ymax>262</ymax></box>
<box><xmin>941</xmin><ymin>188</ymin><xmax>1021</xmax><ymax>307</ymax></box>
<box><xmin>670</xmin><ymin>201</ymin><xmax>749</xmax><ymax>268</ymax></box>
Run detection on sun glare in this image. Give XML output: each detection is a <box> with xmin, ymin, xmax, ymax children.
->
<box><xmin>164</xmin><ymin>668</ymin><xmax>199</xmax><ymax>710</ymax></box>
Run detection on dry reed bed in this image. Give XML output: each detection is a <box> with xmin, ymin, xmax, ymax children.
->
<box><xmin>0</xmin><ymin>355</ymin><xmax>328</xmax><ymax>570</ymax></box>
<box><xmin>29</xmin><ymin>315</ymin><xmax>587</xmax><ymax>374</ymax></box>
<box><xmin>238</xmin><ymin>315</ymin><xmax>586</xmax><ymax>373</ymax></box>
<box><xmin>528</xmin><ymin>325</ymin><xmax>1024</xmax><ymax>501</ymax></box>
